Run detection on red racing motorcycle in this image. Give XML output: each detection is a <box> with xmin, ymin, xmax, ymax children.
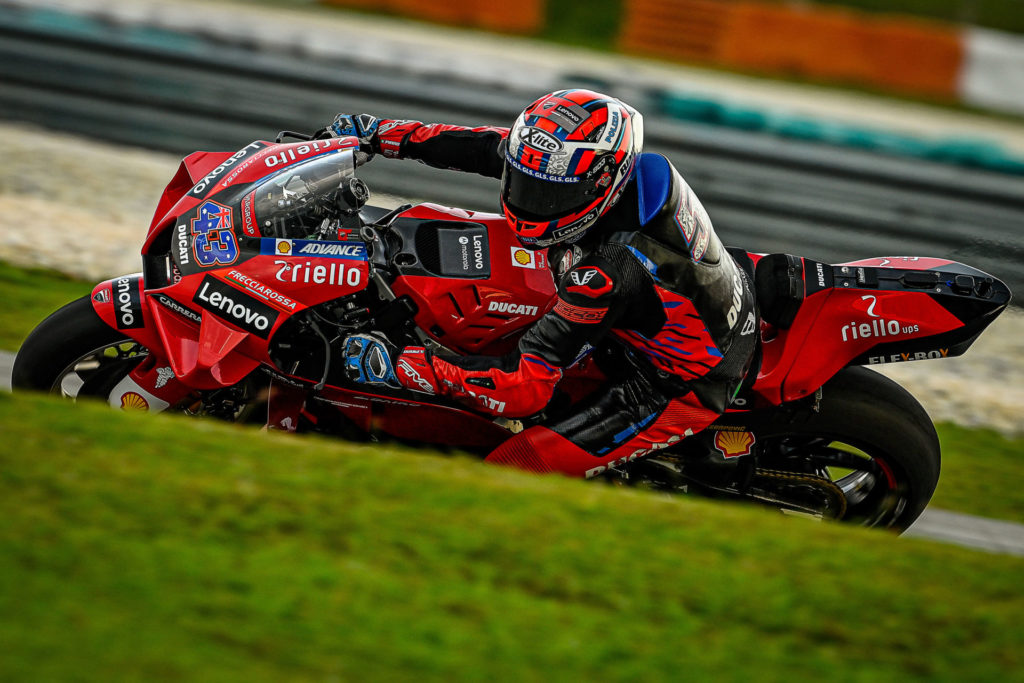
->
<box><xmin>13</xmin><ymin>134</ymin><xmax>1011</xmax><ymax>531</ymax></box>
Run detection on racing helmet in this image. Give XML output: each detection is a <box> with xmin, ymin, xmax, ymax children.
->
<box><xmin>501</xmin><ymin>89</ymin><xmax>643</xmax><ymax>248</ymax></box>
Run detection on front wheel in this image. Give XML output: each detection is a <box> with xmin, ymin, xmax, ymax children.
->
<box><xmin>12</xmin><ymin>295</ymin><xmax>147</xmax><ymax>398</ymax></box>
<box><xmin>12</xmin><ymin>296</ymin><xmax>264</xmax><ymax>421</ymax></box>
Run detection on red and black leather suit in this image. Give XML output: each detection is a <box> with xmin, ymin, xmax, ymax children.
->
<box><xmin>377</xmin><ymin>120</ymin><xmax>758</xmax><ymax>478</ymax></box>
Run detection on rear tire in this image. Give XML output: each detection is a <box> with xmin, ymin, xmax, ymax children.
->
<box><xmin>758</xmin><ymin>366</ymin><xmax>940</xmax><ymax>530</ymax></box>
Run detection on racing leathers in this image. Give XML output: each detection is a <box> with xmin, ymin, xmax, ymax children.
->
<box><xmin>368</xmin><ymin>119</ymin><xmax>758</xmax><ymax>478</ymax></box>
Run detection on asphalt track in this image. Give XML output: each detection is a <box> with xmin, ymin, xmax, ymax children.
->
<box><xmin>1</xmin><ymin>349</ymin><xmax>1020</xmax><ymax>555</ymax></box>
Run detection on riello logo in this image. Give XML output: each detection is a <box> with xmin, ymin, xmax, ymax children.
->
<box><xmin>841</xmin><ymin>295</ymin><xmax>919</xmax><ymax>342</ymax></box>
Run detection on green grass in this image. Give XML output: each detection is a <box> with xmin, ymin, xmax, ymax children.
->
<box><xmin>0</xmin><ymin>261</ymin><xmax>94</xmax><ymax>351</ymax></box>
<box><xmin>1</xmin><ymin>390</ymin><xmax>1023</xmax><ymax>681</ymax></box>
<box><xmin>933</xmin><ymin>423</ymin><xmax>1024</xmax><ymax>522</ymax></box>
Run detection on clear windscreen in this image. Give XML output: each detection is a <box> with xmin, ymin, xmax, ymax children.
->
<box><xmin>251</xmin><ymin>149</ymin><xmax>356</xmax><ymax>239</ymax></box>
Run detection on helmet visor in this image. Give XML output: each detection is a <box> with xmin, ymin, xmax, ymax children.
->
<box><xmin>501</xmin><ymin>160</ymin><xmax>599</xmax><ymax>223</ymax></box>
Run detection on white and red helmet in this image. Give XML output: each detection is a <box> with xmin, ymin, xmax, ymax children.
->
<box><xmin>501</xmin><ymin>89</ymin><xmax>643</xmax><ymax>248</ymax></box>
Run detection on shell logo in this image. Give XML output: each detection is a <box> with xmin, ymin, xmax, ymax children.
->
<box><xmin>713</xmin><ymin>430</ymin><xmax>755</xmax><ymax>458</ymax></box>
<box><xmin>120</xmin><ymin>391</ymin><xmax>150</xmax><ymax>411</ymax></box>
<box><xmin>510</xmin><ymin>245</ymin><xmax>538</xmax><ymax>269</ymax></box>
<box><xmin>276</xmin><ymin>239</ymin><xmax>292</xmax><ymax>255</ymax></box>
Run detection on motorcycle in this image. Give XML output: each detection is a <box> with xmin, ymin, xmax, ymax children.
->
<box><xmin>13</xmin><ymin>133</ymin><xmax>1011</xmax><ymax>532</ymax></box>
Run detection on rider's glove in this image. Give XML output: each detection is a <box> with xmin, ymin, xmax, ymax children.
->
<box><xmin>324</xmin><ymin>113</ymin><xmax>379</xmax><ymax>155</ymax></box>
<box><xmin>343</xmin><ymin>333</ymin><xmax>400</xmax><ymax>389</ymax></box>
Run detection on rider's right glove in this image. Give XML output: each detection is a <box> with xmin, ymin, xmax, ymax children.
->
<box><xmin>343</xmin><ymin>333</ymin><xmax>400</xmax><ymax>389</ymax></box>
<box><xmin>323</xmin><ymin>113</ymin><xmax>379</xmax><ymax>157</ymax></box>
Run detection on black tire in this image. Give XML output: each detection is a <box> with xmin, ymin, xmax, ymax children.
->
<box><xmin>757</xmin><ymin>366</ymin><xmax>940</xmax><ymax>531</ymax></box>
<box><xmin>12</xmin><ymin>295</ymin><xmax>146</xmax><ymax>397</ymax></box>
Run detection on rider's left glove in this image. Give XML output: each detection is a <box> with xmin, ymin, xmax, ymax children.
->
<box><xmin>343</xmin><ymin>333</ymin><xmax>400</xmax><ymax>389</ymax></box>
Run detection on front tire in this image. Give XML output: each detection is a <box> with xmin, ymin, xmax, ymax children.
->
<box><xmin>12</xmin><ymin>295</ymin><xmax>147</xmax><ymax>398</ymax></box>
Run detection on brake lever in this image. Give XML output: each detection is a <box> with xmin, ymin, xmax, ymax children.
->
<box><xmin>276</xmin><ymin>130</ymin><xmax>316</xmax><ymax>143</ymax></box>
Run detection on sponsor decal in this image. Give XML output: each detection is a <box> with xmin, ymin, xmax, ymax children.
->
<box><xmin>190</xmin><ymin>142</ymin><xmax>265</xmax><ymax>197</ymax></box>
<box><xmin>603</xmin><ymin>110</ymin><xmax>620</xmax><ymax>144</ymax></box>
<box><xmin>241</xmin><ymin>191</ymin><xmax>258</xmax><ymax>237</ymax></box>
<box><xmin>691</xmin><ymin>224</ymin><xmax>710</xmax><ymax>262</ymax></box>
<box><xmin>558</xmin><ymin>246</ymin><xmax>582</xmax><ymax>276</ymax></box>
<box><xmin>262</xmin><ymin>139</ymin><xmax>344</xmax><ymax>169</ymax></box>
<box><xmin>518</xmin><ymin>126</ymin><xmax>564</xmax><ymax>154</ymax></box>
<box><xmin>193</xmin><ymin>275</ymin><xmax>280</xmax><ymax>338</ymax></box>
<box><xmin>570</xmin><ymin>269</ymin><xmax>596</xmax><ymax>287</ymax></box>
<box><xmin>674</xmin><ymin>182</ymin><xmax>715</xmax><ymax>261</ymax></box>
<box><xmin>841</xmin><ymin>295</ymin><xmax>919</xmax><ymax>342</ymax></box>
<box><xmin>273</xmin><ymin>259</ymin><xmax>363</xmax><ymax>287</ymax></box>
<box><xmin>549</xmin><ymin>103</ymin><xmax>588</xmax><ymax>131</ymax></box>
<box><xmin>805</xmin><ymin>260</ymin><xmax>833</xmax><ymax>295</ymax></box>
<box><xmin>553</xmin><ymin>299</ymin><xmax>607</xmax><ymax>324</ymax></box>
<box><xmin>505</xmin><ymin>152</ymin><xmax>580</xmax><ymax>183</ymax></box>
<box><xmin>261</xmin><ymin>239</ymin><xmax>366</xmax><ymax>260</ymax></box>
<box><xmin>468</xmin><ymin>391</ymin><xmax>506</xmax><ymax>414</ymax></box>
<box><xmin>566</xmin><ymin>267</ymin><xmax>613</xmax><ymax>298</ymax></box>
<box><xmin>298</xmin><ymin>242</ymin><xmax>368</xmax><ymax>258</ymax></box>
<box><xmin>713</xmin><ymin>430</ymin><xmax>755</xmax><ymax>458</ymax></box>
<box><xmin>438</xmin><ymin>228</ymin><xmax>489</xmax><ymax>277</ymax></box>
<box><xmin>108</xmin><ymin>375</ymin><xmax>170</xmax><ymax>413</ymax></box>
<box><xmin>551</xmin><ymin>211</ymin><xmax>598</xmax><ymax>242</ymax></box>
<box><xmin>154</xmin><ymin>294</ymin><xmax>203</xmax><ymax>325</ymax></box>
<box><xmin>377</xmin><ymin>119</ymin><xmax>415</xmax><ymax>136</ymax></box>
<box><xmin>175</xmin><ymin>223</ymin><xmax>190</xmax><ymax>266</ymax></box>
<box><xmin>114</xmin><ymin>276</ymin><xmax>144</xmax><ymax>330</ymax></box>
<box><xmin>585</xmin><ymin>429</ymin><xmax>694</xmax><ymax>479</ymax></box>
<box><xmin>120</xmin><ymin>392</ymin><xmax>149</xmax><ymax>411</ymax></box>
<box><xmin>725</xmin><ymin>267</ymin><xmax>744</xmax><ymax>328</ymax></box>
<box><xmin>868</xmin><ymin>349</ymin><xmax>950</xmax><ymax>364</ymax></box>
<box><xmin>487</xmin><ymin>301</ymin><xmax>539</xmax><ymax>316</ymax></box>
<box><xmin>397</xmin><ymin>358</ymin><xmax>435</xmax><ymax>394</ymax></box>
<box><xmin>225</xmin><ymin>270</ymin><xmax>298</xmax><ymax>311</ymax></box>
<box><xmin>93</xmin><ymin>287</ymin><xmax>111</xmax><ymax>304</ymax></box>
<box><xmin>155</xmin><ymin>367</ymin><xmax>175</xmax><ymax>389</ymax></box>
<box><xmin>510</xmin><ymin>246</ymin><xmax>543</xmax><ymax>269</ymax></box>
<box><xmin>191</xmin><ymin>200</ymin><xmax>239</xmax><ymax>267</ymax></box>
<box><xmin>740</xmin><ymin>311</ymin><xmax>757</xmax><ymax>336</ymax></box>
<box><xmin>673</xmin><ymin>197</ymin><xmax>695</xmax><ymax>244</ymax></box>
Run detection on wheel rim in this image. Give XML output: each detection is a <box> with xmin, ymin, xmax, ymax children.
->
<box><xmin>762</xmin><ymin>435</ymin><xmax>909</xmax><ymax>528</ymax></box>
<box><xmin>50</xmin><ymin>340</ymin><xmax>148</xmax><ymax>400</ymax></box>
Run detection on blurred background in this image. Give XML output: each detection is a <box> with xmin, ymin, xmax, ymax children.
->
<box><xmin>1</xmin><ymin>0</ymin><xmax>1023</xmax><ymax>297</ymax></box>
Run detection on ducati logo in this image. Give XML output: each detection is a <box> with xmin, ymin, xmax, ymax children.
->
<box><xmin>570</xmin><ymin>270</ymin><xmax>597</xmax><ymax>287</ymax></box>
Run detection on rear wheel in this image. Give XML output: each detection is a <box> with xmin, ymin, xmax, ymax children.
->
<box><xmin>755</xmin><ymin>367</ymin><xmax>940</xmax><ymax>530</ymax></box>
<box><xmin>630</xmin><ymin>367</ymin><xmax>940</xmax><ymax>532</ymax></box>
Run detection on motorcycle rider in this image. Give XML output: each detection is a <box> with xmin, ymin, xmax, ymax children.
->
<box><xmin>333</xmin><ymin>89</ymin><xmax>757</xmax><ymax>478</ymax></box>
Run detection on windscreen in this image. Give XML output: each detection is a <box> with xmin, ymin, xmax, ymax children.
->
<box><xmin>250</xmin><ymin>149</ymin><xmax>356</xmax><ymax>239</ymax></box>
